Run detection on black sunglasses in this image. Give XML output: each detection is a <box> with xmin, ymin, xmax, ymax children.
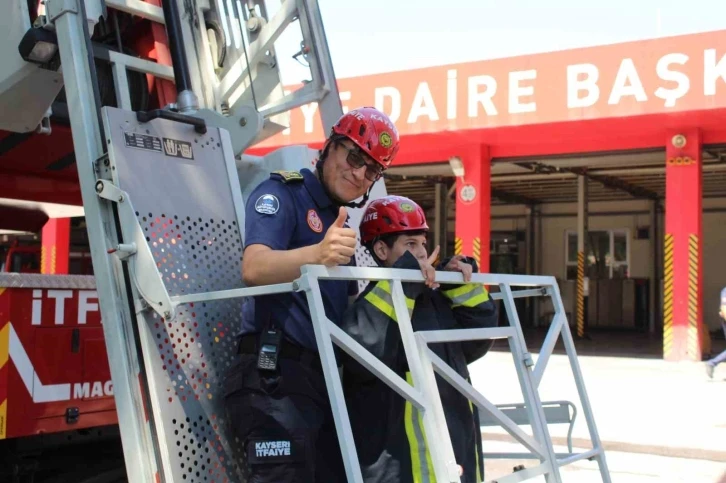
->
<box><xmin>336</xmin><ymin>141</ymin><xmax>384</xmax><ymax>182</ymax></box>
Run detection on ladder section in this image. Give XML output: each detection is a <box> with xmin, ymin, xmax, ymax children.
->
<box><xmin>44</xmin><ymin>1</ymin><xmax>343</xmax><ymax>481</ymax></box>
<box><xmin>101</xmin><ymin>0</ymin><xmax>343</xmax><ymax>149</ymax></box>
<box><xmin>46</xmin><ymin>1</ymin><xmax>162</xmax><ymax>482</ymax></box>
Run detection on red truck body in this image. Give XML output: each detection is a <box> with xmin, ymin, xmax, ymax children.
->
<box><xmin>0</xmin><ymin>278</ymin><xmax>117</xmax><ymax>440</ymax></box>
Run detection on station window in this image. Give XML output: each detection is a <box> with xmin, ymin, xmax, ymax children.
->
<box><xmin>565</xmin><ymin>229</ymin><xmax>629</xmax><ymax>280</ymax></box>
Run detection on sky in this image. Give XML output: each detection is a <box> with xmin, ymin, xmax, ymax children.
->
<box><xmin>266</xmin><ymin>0</ymin><xmax>726</xmax><ymax>84</ymax></box>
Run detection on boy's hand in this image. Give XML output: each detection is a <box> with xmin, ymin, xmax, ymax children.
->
<box><xmin>418</xmin><ymin>245</ymin><xmax>440</xmax><ymax>289</ymax></box>
<box><xmin>443</xmin><ymin>254</ymin><xmax>473</xmax><ymax>282</ymax></box>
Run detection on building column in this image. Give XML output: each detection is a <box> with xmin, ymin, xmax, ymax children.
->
<box><xmin>576</xmin><ymin>175</ymin><xmax>589</xmax><ymax>338</ymax></box>
<box><xmin>434</xmin><ymin>181</ymin><xmax>449</xmax><ymax>257</ymax></box>
<box><xmin>454</xmin><ymin>144</ymin><xmax>491</xmax><ymax>272</ymax></box>
<box><xmin>41</xmin><ymin>218</ymin><xmax>70</xmax><ymax>274</ymax></box>
<box><xmin>664</xmin><ymin>130</ymin><xmax>710</xmax><ymax>361</ymax></box>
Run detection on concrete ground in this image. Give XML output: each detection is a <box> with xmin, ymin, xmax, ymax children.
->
<box><xmin>466</xmin><ymin>329</ymin><xmax>726</xmax><ymax>482</ymax></box>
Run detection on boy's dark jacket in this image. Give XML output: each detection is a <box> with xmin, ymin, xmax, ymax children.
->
<box><xmin>340</xmin><ymin>251</ymin><xmax>498</xmax><ymax>483</ymax></box>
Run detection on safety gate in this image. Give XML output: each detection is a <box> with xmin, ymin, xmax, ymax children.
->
<box><xmin>99</xmin><ymin>107</ymin><xmax>249</xmax><ymax>481</ymax></box>
<box><xmin>299</xmin><ymin>266</ymin><xmax>613</xmax><ymax>483</ymax></box>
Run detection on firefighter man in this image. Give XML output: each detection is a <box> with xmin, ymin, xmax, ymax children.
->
<box><xmin>339</xmin><ymin>196</ymin><xmax>499</xmax><ymax>483</ymax></box>
<box><xmin>223</xmin><ymin>107</ymin><xmax>400</xmax><ymax>482</ymax></box>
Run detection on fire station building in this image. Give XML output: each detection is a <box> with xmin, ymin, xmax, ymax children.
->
<box><xmin>252</xmin><ymin>29</ymin><xmax>726</xmax><ymax>362</ymax></box>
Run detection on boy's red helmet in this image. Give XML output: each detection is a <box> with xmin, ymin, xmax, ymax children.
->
<box><xmin>330</xmin><ymin>107</ymin><xmax>400</xmax><ymax>168</ymax></box>
<box><xmin>360</xmin><ymin>196</ymin><xmax>428</xmax><ymax>245</ymax></box>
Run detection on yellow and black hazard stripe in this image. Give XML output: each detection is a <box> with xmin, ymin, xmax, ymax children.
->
<box><xmin>441</xmin><ymin>283</ymin><xmax>490</xmax><ymax>309</ymax></box>
<box><xmin>687</xmin><ymin>234</ymin><xmax>707</xmax><ymax>360</ymax></box>
<box><xmin>40</xmin><ymin>245</ymin><xmax>60</xmax><ymax>274</ymax></box>
<box><xmin>364</xmin><ymin>281</ymin><xmax>415</xmax><ymax>322</ymax></box>
<box><xmin>663</xmin><ymin>234</ymin><xmax>674</xmax><ymax>359</ymax></box>
<box><xmin>472</xmin><ymin>237</ymin><xmax>481</xmax><ymax>268</ymax></box>
<box><xmin>576</xmin><ymin>251</ymin><xmax>585</xmax><ymax>338</ymax></box>
<box><xmin>404</xmin><ymin>373</ymin><xmax>435</xmax><ymax>483</ymax></box>
<box><xmin>454</xmin><ymin>237</ymin><xmax>463</xmax><ymax>256</ymax></box>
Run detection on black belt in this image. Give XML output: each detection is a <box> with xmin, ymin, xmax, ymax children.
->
<box><xmin>238</xmin><ymin>333</ymin><xmax>322</xmax><ymax>373</ymax></box>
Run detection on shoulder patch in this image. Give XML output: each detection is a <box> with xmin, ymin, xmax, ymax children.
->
<box><xmin>255</xmin><ymin>194</ymin><xmax>280</xmax><ymax>215</ymax></box>
<box><xmin>307</xmin><ymin>209</ymin><xmax>323</xmax><ymax>233</ymax></box>
<box><xmin>270</xmin><ymin>170</ymin><xmax>304</xmax><ymax>183</ymax></box>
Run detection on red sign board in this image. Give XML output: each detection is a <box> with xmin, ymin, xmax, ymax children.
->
<box><xmin>256</xmin><ymin>30</ymin><xmax>726</xmax><ymax>150</ymax></box>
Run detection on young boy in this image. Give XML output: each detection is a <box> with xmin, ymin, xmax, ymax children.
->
<box><xmin>339</xmin><ymin>195</ymin><xmax>498</xmax><ymax>483</ymax></box>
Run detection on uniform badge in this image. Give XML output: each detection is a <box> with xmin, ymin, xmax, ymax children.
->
<box><xmin>379</xmin><ymin>131</ymin><xmax>392</xmax><ymax>148</ymax></box>
<box><xmin>255</xmin><ymin>194</ymin><xmax>280</xmax><ymax>215</ymax></box>
<box><xmin>399</xmin><ymin>202</ymin><xmax>415</xmax><ymax>213</ymax></box>
<box><xmin>307</xmin><ymin>209</ymin><xmax>323</xmax><ymax>233</ymax></box>
<box><xmin>271</xmin><ymin>170</ymin><xmax>304</xmax><ymax>183</ymax></box>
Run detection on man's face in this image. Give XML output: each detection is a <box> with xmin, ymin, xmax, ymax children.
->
<box><xmin>374</xmin><ymin>233</ymin><xmax>428</xmax><ymax>267</ymax></box>
<box><xmin>322</xmin><ymin>139</ymin><xmax>380</xmax><ymax>203</ymax></box>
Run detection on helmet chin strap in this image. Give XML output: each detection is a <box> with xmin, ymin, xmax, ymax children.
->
<box><xmin>345</xmin><ymin>188</ymin><xmax>372</xmax><ymax>209</ymax></box>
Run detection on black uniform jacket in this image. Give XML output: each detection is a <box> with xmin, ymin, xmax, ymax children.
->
<box><xmin>340</xmin><ymin>251</ymin><xmax>498</xmax><ymax>483</ymax></box>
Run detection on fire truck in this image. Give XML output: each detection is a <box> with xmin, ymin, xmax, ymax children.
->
<box><xmin>0</xmin><ymin>1</ymin><xmax>611</xmax><ymax>482</ymax></box>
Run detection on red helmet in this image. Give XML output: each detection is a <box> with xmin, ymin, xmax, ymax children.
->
<box><xmin>330</xmin><ymin>107</ymin><xmax>400</xmax><ymax>168</ymax></box>
<box><xmin>360</xmin><ymin>196</ymin><xmax>428</xmax><ymax>245</ymax></box>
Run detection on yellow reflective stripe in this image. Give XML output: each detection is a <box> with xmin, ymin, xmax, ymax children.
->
<box><xmin>469</xmin><ymin>399</ymin><xmax>481</xmax><ymax>482</ymax></box>
<box><xmin>363</xmin><ymin>282</ymin><xmax>415</xmax><ymax>322</ymax></box>
<box><xmin>419</xmin><ymin>408</ymin><xmax>436</xmax><ymax>481</ymax></box>
<box><xmin>405</xmin><ymin>373</ymin><xmax>434</xmax><ymax>483</ymax></box>
<box><xmin>443</xmin><ymin>283</ymin><xmax>490</xmax><ymax>308</ymax></box>
<box><xmin>452</xmin><ymin>291</ymin><xmax>490</xmax><ymax>309</ymax></box>
<box><xmin>374</xmin><ymin>281</ymin><xmax>416</xmax><ymax>310</ymax></box>
<box><xmin>442</xmin><ymin>283</ymin><xmax>477</xmax><ymax>299</ymax></box>
<box><xmin>364</xmin><ymin>290</ymin><xmax>398</xmax><ymax>320</ymax></box>
<box><xmin>377</xmin><ymin>280</ymin><xmax>392</xmax><ymax>293</ymax></box>
<box><xmin>0</xmin><ymin>322</ymin><xmax>9</xmax><ymax>368</ymax></box>
<box><xmin>0</xmin><ymin>399</ymin><xmax>6</xmax><ymax>440</ymax></box>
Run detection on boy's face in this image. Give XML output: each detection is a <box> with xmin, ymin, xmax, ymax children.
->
<box><xmin>374</xmin><ymin>233</ymin><xmax>428</xmax><ymax>267</ymax></box>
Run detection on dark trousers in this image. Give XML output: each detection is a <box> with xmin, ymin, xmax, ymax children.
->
<box><xmin>708</xmin><ymin>322</ymin><xmax>726</xmax><ymax>366</ymax></box>
<box><xmin>224</xmin><ymin>354</ymin><xmax>346</xmax><ymax>483</ymax></box>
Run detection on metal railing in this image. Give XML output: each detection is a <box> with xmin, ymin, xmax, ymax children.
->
<box><xmin>167</xmin><ymin>265</ymin><xmax>612</xmax><ymax>483</ymax></box>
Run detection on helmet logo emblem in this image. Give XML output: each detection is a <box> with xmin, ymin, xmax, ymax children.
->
<box><xmin>399</xmin><ymin>202</ymin><xmax>415</xmax><ymax>213</ymax></box>
<box><xmin>379</xmin><ymin>132</ymin><xmax>392</xmax><ymax>148</ymax></box>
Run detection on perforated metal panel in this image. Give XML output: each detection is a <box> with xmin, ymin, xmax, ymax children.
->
<box><xmin>103</xmin><ymin>107</ymin><xmax>246</xmax><ymax>482</ymax></box>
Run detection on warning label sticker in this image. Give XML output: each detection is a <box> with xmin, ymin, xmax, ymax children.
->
<box><xmin>124</xmin><ymin>132</ymin><xmax>163</xmax><ymax>152</ymax></box>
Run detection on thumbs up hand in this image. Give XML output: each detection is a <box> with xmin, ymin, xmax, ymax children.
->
<box><xmin>317</xmin><ymin>207</ymin><xmax>357</xmax><ymax>267</ymax></box>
